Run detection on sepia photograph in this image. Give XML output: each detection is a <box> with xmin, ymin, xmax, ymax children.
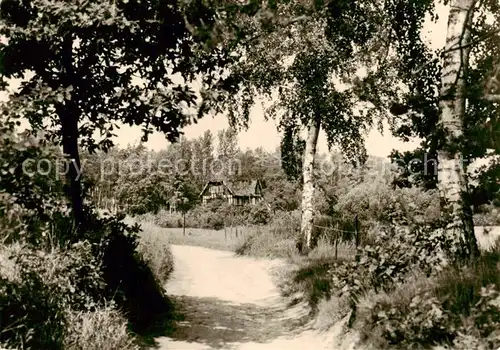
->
<box><xmin>0</xmin><ymin>0</ymin><xmax>499</xmax><ymax>349</ymax></box>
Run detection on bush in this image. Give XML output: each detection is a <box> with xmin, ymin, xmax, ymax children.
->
<box><xmin>0</xmin><ymin>213</ymin><xmax>171</xmax><ymax>348</ymax></box>
<box><xmin>97</xmin><ymin>220</ymin><xmax>172</xmax><ymax>331</ymax></box>
<box><xmin>453</xmin><ymin>284</ymin><xmax>500</xmax><ymax>350</ymax></box>
<box><xmin>247</xmin><ymin>202</ymin><xmax>272</xmax><ymax>225</ymax></box>
<box><xmin>0</xmin><ymin>128</ymin><xmax>171</xmax><ymax>347</ymax></box>
<box><xmin>327</xmin><ymin>223</ymin><xmax>450</xmax><ymax>307</ymax></box>
<box><xmin>152</xmin><ymin>201</ymin><xmax>273</xmax><ymax>231</ymax></box>
<box><xmin>136</xmin><ymin>225</ymin><xmax>175</xmax><ymax>285</ymax></box>
<box><xmin>63</xmin><ymin>305</ymin><xmax>139</xmax><ymax>350</ymax></box>
<box><xmin>154</xmin><ymin>210</ymin><xmax>184</xmax><ymax>228</ymax></box>
<box><xmin>334</xmin><ymin>174</ymin><xmax>440</xmax><ymax>230</ymax></box>
<box><xmin>0</xmin><ymin>258</ymin><xmax>66</xmax><ymax>349</ymax></box>
<box><xmin>267</xmin><ymin>210</ymin><xmax>301</xmax><ymax>238</ymax></box>
<box><xmin>0</xmin><ymin>241</ymin><xmax>104</xmax><ymax>349</ymax></box>
<box><xmin>355</xmin><ymin>243</ymin><xmax>500</xmax><ymax>349</ymax></box>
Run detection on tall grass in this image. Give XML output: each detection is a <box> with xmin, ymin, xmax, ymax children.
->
<box><xmin>0</xmin><ymin>242</ymin><xmax>141</xmax><ymax>350</ymax></box>
<box><xmin>63</xmin><ymin>305</ymin><xmax>139</xmax><ymax>350</ymax></box>
<box><xmin>135</xmin><ymin>224</ymin><xmax>174</xmax><ymax>286</ymax></box>
<box><xmin>130</xmin><ymin>216</ymin><xmax>248</xmax><ymax>252</ymax></box>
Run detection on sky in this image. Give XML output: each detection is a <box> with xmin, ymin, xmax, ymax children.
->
<box><xmin>112</xmin><ymin>2</ymin><xmax>450</xmax><ymax>158</ymax></box>
<box><xmin>2</xmin><ymin>2</ymin><xmax>451</xmax><ymax>159</ymax></box>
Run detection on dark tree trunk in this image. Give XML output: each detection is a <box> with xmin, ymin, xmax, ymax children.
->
<box><xmin>59</xmin><ymin>34</ymin><xmax>84</xmax><ymax>228</ymax></box>
<box><xmin>60</xmin><ymin>105</ymin><xmax>84</xmax><ymax>225</ymax></box>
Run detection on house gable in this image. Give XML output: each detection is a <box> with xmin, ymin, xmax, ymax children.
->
<box><xmin>199</xmin><ymin>179</ymin><xmax>263</xmax><ymax>205</ymax></box>
<box><xmin>199</xmin><ymin>181</ymin><xmax>233</xmax><ymax>198</ymax></box>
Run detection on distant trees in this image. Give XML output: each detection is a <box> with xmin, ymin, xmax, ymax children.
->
<box><xmin>192</xmin><ymin>130</ymin><xmax>215</xmax><ymax>185</ymax></box>
<box><xmin>216</xmin><ymin>128</ymin><xmax>239</xmax><ymax>179</ymax></box>
<box><xmin>172</xmin><ymin>173</ymin><xmax>198</xmax><ymax>235</ymax></box>
<box><xmin>82</xmin><ymin>129</ymin><xmax>299</xmax><ymax>216</ymax></box>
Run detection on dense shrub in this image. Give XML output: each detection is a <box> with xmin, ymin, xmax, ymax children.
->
<box><xmin>153</xmin><ymin>211</ymin><xmax>184</xmax><ymax>228</ymax></box>
<box><xmin>0</xmin><ymin>241</ymin><xmax>108</xmax><ymax>349</ymax></box>
<box><xmin>350</xmin><ymin>238</ymin><xmax>500</xmax><ymax>349</ymax></box>
<box><xmin>453</xmin><ymin>284</ymin><xmax>500</xmax><ymax>350</ymax></box>
<box><xmin>0</xmin><ymin>242</ymin><xmax>142</xmax><ymax>350</ymax></box>
<box><xmin>96</xmin><ymin>218</ymin><xmax>171</xmax><ymax>331</ymax></box>
<box><xmin>136</xmin><ymin>224</ymin><xmax>175</xmax><ymax>285</ymax></box>
<box><xmin>0</xmin><ymin>204</ymin><xmax>172</xmax><ymax>349</ymax></box>
<box><xmin>150</xmin><ymin>201</ymin><xmax>273</xmax><ymax>231</ymax></box>
<box><xmin>247</xmin><ymin>202</ymin><xmax>272</xmax><ymax>225</ymax></box>
<box><xmin>334</xmin><ymin>173</ymin><xmax>440</xmax><ymax>229</ymax></box>
<box><xmin>0</xmin><ymin>254</ymin><xmax>66</xmax><ymax>349</ymax></box>
<box><xmin>326</xmin><ymin>223</ymin><xmax>450</xmax><ymax>308</ymax></box>
<box><xmin>63</xmin><ymin>305</ymin><xmax>139</xmax><ymax>350</ymax></box>
<box><xmin>267</xmin><ymin>210</ymin><xmax>301</xmax><ymax>238</ymax></box>
<box><xmin>1</xmin><ymin>187</ymin><xmax>171</xmax><ymax>348</ymax></box>
<box><xmin>358</xmin><ymin>260</ymin><xmax>500</xmax><ymax>348</ymax></box>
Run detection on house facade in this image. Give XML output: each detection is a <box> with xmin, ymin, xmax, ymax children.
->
<box><xmin>199</xmin><ymin>180</ymin><xmax>263</xmax><ymax>206</ymax></box>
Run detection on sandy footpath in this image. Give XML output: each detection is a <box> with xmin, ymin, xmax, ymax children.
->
<box><xmin>153</xmin><ymin>245</ymin><xmax>349</xmax><ymax>350</ymax></box>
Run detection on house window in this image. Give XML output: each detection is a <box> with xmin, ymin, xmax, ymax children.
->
<box><xmin>210</xmin><ymin>185</ymin><xmax>223</xmax><ymax>195</ymax></box>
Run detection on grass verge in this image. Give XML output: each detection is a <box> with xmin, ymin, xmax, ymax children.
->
<box><xmin>128</xmin><ymin>216</ymin><xmax>249</xmax><ymax>252</ymax></box>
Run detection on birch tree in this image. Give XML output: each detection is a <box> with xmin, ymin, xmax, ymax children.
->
<box><xmin>438</xmin><ymin>0</ymin><xmax>479</xmax><ymax>259</ymax></box>
<box><xmin>192</xmin><ymin>0</ymin><xmax>436</xmax><ymax>253</ymax></box>
<box><xmin>388</xmin><ymin>0</ymin><xmax>500</xmax><ymax>260</ymax></box>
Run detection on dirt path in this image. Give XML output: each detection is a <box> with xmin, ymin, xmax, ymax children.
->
<box><xmin>153</xmin><ymin>245</ymin><xmax>343</xmax><ymax>350</ymax></box>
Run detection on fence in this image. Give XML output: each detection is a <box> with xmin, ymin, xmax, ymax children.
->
<box><xmin>312</xmin><ymin>215</ymin><xmax>361</xmax><ymax>259</ymax></box>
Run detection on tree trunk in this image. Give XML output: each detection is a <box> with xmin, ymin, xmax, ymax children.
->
<box><xmin>437</xmin><ymin>0</ymin><xmax>479</xmax><ymax>261</ymax></box>
<box><xmin>59</xmin><ymin>34</ymin><xmax>84</xmax><ymax>228</ymax></box>
<box><xmin>299</xmin><ymin>114</ymin><xmax>321</xmax><ymax>254</ymax></box>
<box><xmin>60</xmin><ymin>106</ymin><xmax>83</xmax><ymax>225</ymax></box>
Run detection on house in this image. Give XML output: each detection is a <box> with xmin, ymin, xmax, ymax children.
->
<box><xmin>199</xmin><ymin>180</ymin><xmax>263</xmax><ymax>206</ymax></box>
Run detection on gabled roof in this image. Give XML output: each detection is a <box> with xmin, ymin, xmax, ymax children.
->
<box><xmin>199</xmin><ymin>179</ymin><xmax>262</xmax><ymax>198</ymax></box>
<box><xmin>228</xmin><ymin>180</ymin><xmax>261</xmax><ymax>197</ymax></box>
<box><xmin>199</xmin><ymin>180</ymin><xmax>233</xmax><ymax>197</ymax></box>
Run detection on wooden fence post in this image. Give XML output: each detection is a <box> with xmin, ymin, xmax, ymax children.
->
<box><xmin>354</xmin><ymin>215</ymin><xmax>359</xmax><ymax>247</ymax></box>
<box><xmin>354</xmin><ymin>215</ymin><xmax>360</xmax><ymax>262</ymax></box>
<box><xmin>335</xmin><ymin>222</ymin><xmax>339</xmax><ymax>260</ymax></box>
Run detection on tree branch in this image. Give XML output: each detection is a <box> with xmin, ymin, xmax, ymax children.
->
<box><xmin>483</xmin><ymin>94</ymin><xmax>500</xmax><ymax>102</ymax></box>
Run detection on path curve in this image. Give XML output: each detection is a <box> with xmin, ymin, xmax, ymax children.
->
<box><xmin>153</xmin><ymin>245</ymin><xmax>343</xmax><ymax>350</ymax></box>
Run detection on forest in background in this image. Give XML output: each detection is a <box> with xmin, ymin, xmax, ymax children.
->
<box><xmin>1</xmin><ymin>0</ymin><xmax>500</xmax><ymax>348</ymax></box>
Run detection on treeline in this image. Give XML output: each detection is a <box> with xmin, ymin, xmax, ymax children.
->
<box><xmin>82</xmin><ymin>128</ymin><xmax>303</xmax><ymax>215</ymax></box>
<box><xmin>83</xmin><ymin>127</ymin><xmax>500</xmax><ymax>232</ymax></box>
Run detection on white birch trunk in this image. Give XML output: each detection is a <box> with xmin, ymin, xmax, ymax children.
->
<box><xmin>300</xmin><ymin>115</ymin><xmax>321</xmax><ymax>253</ymax></box>
<box><xmin>438</xmin><ymin>0</ymin><xmax>479</xmax><ymax>259</ymax></box>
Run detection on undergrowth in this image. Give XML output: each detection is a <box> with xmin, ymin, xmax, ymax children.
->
<box><xmin>276</xmin><ymin>220</ymin><xmax>500</xmax><ymax>349</ymax></box>
<box><xmin>0</xmin><ymin>143</ymin><xmax>175</xmax><ymax>349</ymax></box>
